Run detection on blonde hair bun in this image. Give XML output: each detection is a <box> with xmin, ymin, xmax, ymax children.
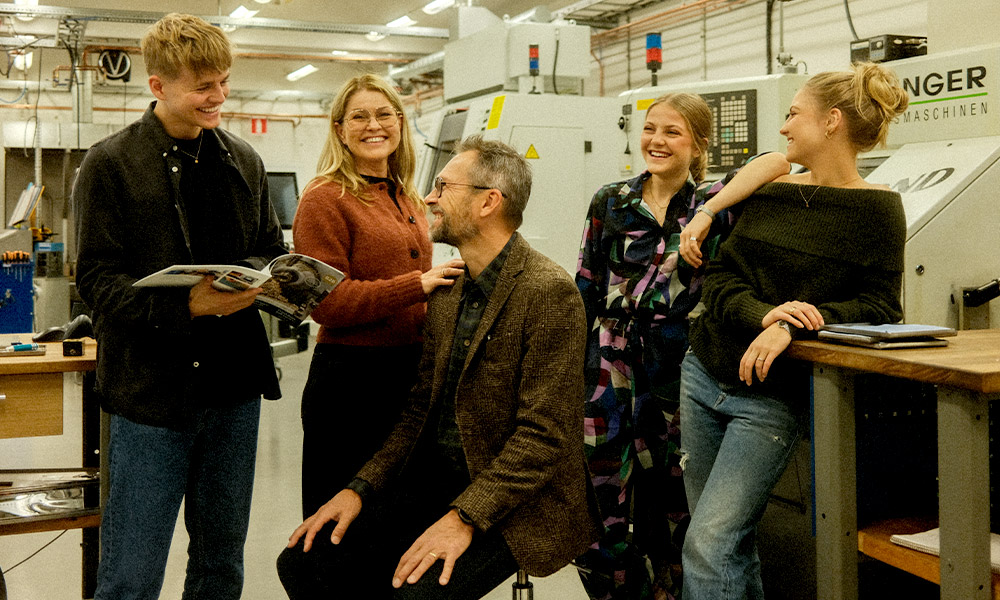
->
<box><xmin>805</xmin><ymin>61</ymin><xmax>909</xmax><ymax>151</ymax></box>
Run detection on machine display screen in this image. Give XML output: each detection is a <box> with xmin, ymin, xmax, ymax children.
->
<box><xmin>702</xmin><ymin>89</ymin><xmax>758</xmax><ymax>171</ymax></box>
<box><xmin>267</xmin><ymin>172</ymin><xmax>300</xmax><ymax>230</ymax></box>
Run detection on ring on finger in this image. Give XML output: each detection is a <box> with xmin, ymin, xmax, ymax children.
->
<box><xmin>428</xmin><ymin>552</ymin><xmax>438</xmax><ymax>559</ymax></box>
<box><xmin>755</xmin><ymin>357</ymin><xmax>764</xmax><ymax>362</ymax></box>
<box><xmin>788</xmin><ymin>306</ymin><xmax>796</xmax><ymax>313</ymax></box>
<box><xmin>689</xmin><ymin>236</ymin><xmax>698</xmax><ymax>242</ymax></box>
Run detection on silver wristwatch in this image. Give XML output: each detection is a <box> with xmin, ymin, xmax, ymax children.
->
<box><xmin>776</xmin><ymin>320</ymin><xmax>792</xmax><ymax>335</ymax></box>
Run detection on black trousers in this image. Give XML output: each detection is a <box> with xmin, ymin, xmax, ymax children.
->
<box><xmin>277</xmin><ymin>485</ymin><xmax>518</xmax><ymax>600</ymax></box>
<box><xmin>300</xmin><ymin>343</ymin><xmax>421</xmax><ymax>518</ymax></box>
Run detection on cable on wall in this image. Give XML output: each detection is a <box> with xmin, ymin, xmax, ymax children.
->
<box><xmin>843</xmin><ymin>0</ymin><xmax>860</xmax><ymax>42</ymax></box>
<box><xmin>765</xmin><ymin>0</ymin><xmax>775</xmax><ymax>74</ymax></box>
<box><xmin>1</xmin><ymin>530</ymin><xmax>68</xmax><ymax>574</ymax></box>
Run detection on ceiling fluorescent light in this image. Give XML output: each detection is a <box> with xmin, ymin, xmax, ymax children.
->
<box><xmin>286</xmin><ymin>64</ymin><xmax>318</xmax><ymax>82</ymax></box>
<box><xmin>230</xmin><ymin>5</ymin><xmax>259</xmax><ymax>19</ymax></box>
<box><xmin>365</xmin><ymin>31</ymin><xmax>387</xmax><ymax>42</ymax></box>
<box><xmin>387</xmin><ymin>16</ymin><xmax>417</xmax><ymax>28</ymax></box>
<box><xmin>330</xmin><ymin>50</ymin><xmax>349</xmax><ymax>56</ymax></box>
<box><xmin>253</xmin><ymin>0</ymin><xmax>271</xmax><ymax>3</ymax></box>
<box><xmin>421</xmin><ymin>0</ymin><xmax>455</xmax><ymax>16</ymax></box>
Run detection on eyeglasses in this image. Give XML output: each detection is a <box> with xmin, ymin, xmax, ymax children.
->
<box><xmin>342</xmin><ymin>108</ymin><xmax>401</xmax><ymax>130</ymax></box>
<box><xmin>433</xmin><ymin>176</ymin><xmax>503</xmax><ymax>198</ymax></box>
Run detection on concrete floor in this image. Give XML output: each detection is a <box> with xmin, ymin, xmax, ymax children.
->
<box><xmin>1</xmin><ymin>337</ymin><xmax>940</xmax><ymax>600</ymax></box>
<box><xmin>0</xmin><ymin>343</ymin><xmax>587</xmax><ymax>600</ymax></box>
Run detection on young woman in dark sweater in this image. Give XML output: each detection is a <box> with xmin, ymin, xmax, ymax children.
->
<box><xmin>675</xmin><ymin>62</ymin><xmax>909</xmax><ymax>600</ymax></box>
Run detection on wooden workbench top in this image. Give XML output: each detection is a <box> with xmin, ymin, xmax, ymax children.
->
<box><xmin>787</xmin><ymin>329</ymin><xmax>1000</xmax><ymax>394</ymax></box>
<box><xmin>0</xmin><ymin>337</ymin><xmax>97</xmax><ymax>376</ymax></box>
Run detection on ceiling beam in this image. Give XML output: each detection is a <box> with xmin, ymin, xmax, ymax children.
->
<box><xmin>0</xmin><ymin>3</ymin><xmax>450</xmax><ymax>39</ymax></box>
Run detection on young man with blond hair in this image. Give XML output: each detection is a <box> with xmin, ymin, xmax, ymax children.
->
<box><xmin>74</xmin><ymin>13</ymin><xmax>284</xmax><ymax>599</ymax></box>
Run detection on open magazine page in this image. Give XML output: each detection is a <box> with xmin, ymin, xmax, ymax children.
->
<box><xmin>133</xmin><ymin>265</ymin><xmax>269</xmax><ymax>289</ymax></box>
<box><xmin>132</xmin><ymin>254</ymin><xmax>344</xmax><ymax>324</ymax></box>
<box><xmin>253</xmin><ymin>253</ymin><xmax>345</xmax><ymax>324</ymax></box>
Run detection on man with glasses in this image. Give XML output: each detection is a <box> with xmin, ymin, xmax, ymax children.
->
<box><xmin>277</xmin><ymin>136</ymin><xmax>602</xmax><ymax>599</ymax></box>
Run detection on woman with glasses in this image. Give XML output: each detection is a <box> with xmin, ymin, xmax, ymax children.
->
<box><xmin>293</xmin><ymin>73</ymin><xmax>463</xmax><ymax>518</ymax></box>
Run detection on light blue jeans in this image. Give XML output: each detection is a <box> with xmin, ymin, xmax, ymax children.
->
<box><xmin>95</xmin><ymin>400</ymin><xmax>260</xmax><ymax>600</ymax></box>
<box><xmin>679</xmin><ymin>353</ymin><xmax>802</xmax><ymax>600</ymax></box>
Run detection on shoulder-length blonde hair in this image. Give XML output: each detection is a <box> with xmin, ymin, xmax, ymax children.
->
<box><xmin>307</xmin><ymin>74</ymin><xmax>420</xmax><ymax>205</ymax></box>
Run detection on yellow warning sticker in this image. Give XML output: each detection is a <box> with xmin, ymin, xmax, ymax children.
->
<box><xmin>486</xmin><ymin>96</ymin><xmax>506</xmax><ymax>130</ymax></box>
<box><xmin>525</xmin><ymin>144</ymin><xmax>540</xmax><ymax>159</ymax></box>
<box><xmin>636</xmin><ymin>98</ymin><xmax>655</xmax><ymax>111</ymax></box>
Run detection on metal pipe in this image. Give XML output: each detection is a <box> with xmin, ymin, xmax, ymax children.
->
<box><xmin>53</xmin><ymin>65</ymin><xmax>103</xmax><ymax>87</ymax></box>
<box><xmin>779</xmin><ymin>0</ymin><xmax>785</xmax><ymax>56</ymax></box>
<box><xmin>592</xmin><ymin>0</ymin><xmax>756</xmax><ymax>45</ymax></box>
<box><xmin>0</xmin><ymin>104</ymin><xmax>326</xmax><ymax>122</ymax></box>
<box><xmin>590</xmin><ymin>47</ymin><xmax>605</xmax><ymax>97</ymax></box>
<box><xmin>766</xmin><ymin>0</ymin><xmax>774</xmax><ymax>74</ymax></box>
<box><xmin>701</xmin><ymin>5</ymin><xmax>708</xmax><ymax>80</ymax></box>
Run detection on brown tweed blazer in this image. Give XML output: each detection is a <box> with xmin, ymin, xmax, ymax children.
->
<box><xmin>357</xmin><ymin>233</ymin><xmax>602</xmax><ymax>576</ymax></box>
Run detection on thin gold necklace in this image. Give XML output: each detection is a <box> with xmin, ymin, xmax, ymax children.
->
<box><xmin>176</xmin><ymin>131</ymin><xmax>204</xmax><ymax>164</ymax></box>
<box><xmin>797</xmin><ymin>185</ymin><xmax>819</xmax><ymax>208</ymax></box>
<box><xmin>797</xmin><ymin>176</ymin><xmax>864</xmax><ymax>207</ymax></box>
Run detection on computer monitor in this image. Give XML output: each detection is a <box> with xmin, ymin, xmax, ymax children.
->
<box><xmin>267</xmin><ymin>171</ymin><xmax>299</xmax><ymax>230</ymax></box>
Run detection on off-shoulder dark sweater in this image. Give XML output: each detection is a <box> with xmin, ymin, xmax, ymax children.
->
<box><xmin>689</xmin><ymin>182</ymin><xmax>906</xmax><ymax>398</ymax></box>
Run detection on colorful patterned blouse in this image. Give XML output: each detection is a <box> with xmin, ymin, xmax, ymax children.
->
<box><xmin>575</xmin><ymin>169</ymin><xmax>730</xmax><ymax>472</ymax></box>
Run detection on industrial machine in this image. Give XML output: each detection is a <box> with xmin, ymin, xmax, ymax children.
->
<box><xmin>414</xmin><ymin>11</ymin><xmax>807</xmax><ymax>275</ymax></box>
<box><xmin>420</xmin><ymin>93</ymin><xmax>622</xmax><ymax>274</ymax></box>
<box><xmin>618</xmin><ymin>73</ymin><xmax>808</xmax><ymax>179</ymax></box>
<box><xmin>414</xmin><ymin>9</ymin><xmax>622</xmax><ymax>274</ymax></box>
<box><xmin>866</xmin><ymin>43</ymin><xmax>1000</xmax><ymax>329</ymax></box>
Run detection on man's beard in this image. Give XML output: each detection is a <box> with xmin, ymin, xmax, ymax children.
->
<box><xmin>430</xmin><ymin>211</ymin><xmax>478</xmax><ymax>246</ymax></box>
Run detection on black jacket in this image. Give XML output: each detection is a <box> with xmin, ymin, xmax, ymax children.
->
<box><xmin>75</xmin><ymin>102</ymin><xmax>284</xmax><ymax>429</ymax></box>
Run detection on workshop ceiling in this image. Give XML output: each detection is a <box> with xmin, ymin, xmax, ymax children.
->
<box><xmin>0</xmin><ymin>0</ymin><xmax>661</xmax><ymax>98</ymax></box>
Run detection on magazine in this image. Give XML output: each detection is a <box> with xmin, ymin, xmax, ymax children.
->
<box><xmin>133</xmin><ymin>253</ymin><xmax>345</xmax><ymax>324</ymax></box>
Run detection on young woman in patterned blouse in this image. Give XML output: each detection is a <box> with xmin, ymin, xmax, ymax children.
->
<box><xmin>574</xmin><ymin>93</ymin><xmax>790</xmax><ymax>600</ymax></box>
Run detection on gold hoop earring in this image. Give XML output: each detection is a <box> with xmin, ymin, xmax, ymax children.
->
<box><xmin>825</xmin><ymin>130</ymin><xmax>832</xmax><ymax>139</ymax></box>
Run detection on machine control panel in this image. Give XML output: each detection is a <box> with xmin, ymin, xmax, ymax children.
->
<box><xmin>701</xmin><ymin>89</ymin><xmax>757</xmax><ymax>171</ymax></box>
<box><xmin>702</xmin><ymin>89</ymin><xmax>758</xmax><ymax>171</ymax></box>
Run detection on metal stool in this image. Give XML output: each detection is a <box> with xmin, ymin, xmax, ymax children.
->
<box><xmin>512</xmin><ymin>568</ymin><xmax>533</xmax><ymax>600</ymax></box>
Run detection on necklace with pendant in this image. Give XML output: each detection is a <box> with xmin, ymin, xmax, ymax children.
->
<box><xmin>797</xmin><ymin>175</ymin><xmax>864</xmax><ymax>207</ymax></box>
<box><xmin>176</xmin><ymin>131</ymin><xmax>204</xmax><ymax>164</ymax></box>
<box><xmin>797</xmin><ymin>185</ymin><xmax>819</xmax><ymax>207</ymax></box>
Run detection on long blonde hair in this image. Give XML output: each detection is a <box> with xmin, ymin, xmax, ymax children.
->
<box><xmin>308</xmin><ymin>74</ymin><xmax>419</xmax><ymax>205</ymax></box>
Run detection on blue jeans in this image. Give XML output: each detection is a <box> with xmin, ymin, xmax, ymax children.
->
<box><xmin>95</xmin><ymin>400</ymin><xmax>261</xmax><ymax>600</ymax></box>
<box><xmin>678</xmin><ymin>354</ymin><xmax>802</xmax><ymax>600</ymax></box>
